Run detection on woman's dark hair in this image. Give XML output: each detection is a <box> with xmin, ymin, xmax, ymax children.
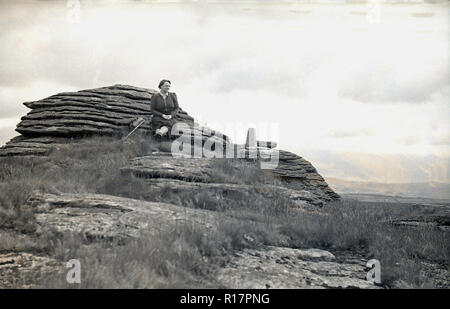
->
<box><xmin>158</xmin><ymin>79</ymin><xmax>171</xmax><ymax>89</ymax></box>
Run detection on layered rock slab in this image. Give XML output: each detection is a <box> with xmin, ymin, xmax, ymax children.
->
<box><xmin>140</xmin><ymin>178</ymin><xmax>325</xmax><ymax>209</ymax></box>
<box><xmin>17</xmin><ymin>84</ymin><xmax>193</xmax><ymax>136</ymax></box>
<box><xmin>273</xmin><ymin>150</ymin><xmax>340</xmax><ymax>200</ymax></box>
<box><xmin>28</xmin><ymin>192</ymin><xmax>221</xmax><ymax>240</ymax></box>
<box><xmin>0</xmin><ymin>83</ymin><xmax>340</xmax><ymax>201</ymax></box>
<box><xmin>0</xmin><ymin>84</ymin><xmax>228</xmax><ymax>156</ymax></box>
<box><xmin>216</xmin><ymin>246</ymin><xmax>380</xmax><ymax>289</ymax></box>
<box><xmin>121</xmin><ymin>153</ymin><xmax>338</xmax><ymax>205</ymax></box>
<box><xmin>0</xmin><ymin>253</ymin><xmax>62</xmax><ymax>289</ymax></box>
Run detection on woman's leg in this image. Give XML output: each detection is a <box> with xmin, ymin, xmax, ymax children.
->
<box><xmin>159</xmin><ymin>126</ymin><xmax>169</xmax><ymax>136</ymax></box>
<box><xmin>155</xmin><ymin>126</ymin><xmax>167</xmax><ymax>135</ymax></box>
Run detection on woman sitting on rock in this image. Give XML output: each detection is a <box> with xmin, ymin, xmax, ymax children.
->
<box><xmin>150</xmin><ymin>79</ymin><xmax>179</xmax><ymax>138</ymax></box>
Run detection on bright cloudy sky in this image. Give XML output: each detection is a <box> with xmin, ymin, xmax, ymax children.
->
<box><xmin>0</xmin><ymin>0</ymin><xmax>448</xmax><ymax>183</ymax></box>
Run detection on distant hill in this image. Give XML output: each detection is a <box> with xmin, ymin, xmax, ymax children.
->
<box><xmin>325</xmin><ymin>177</ymin><xmax>450</xmax><ymax>200</ymax></box>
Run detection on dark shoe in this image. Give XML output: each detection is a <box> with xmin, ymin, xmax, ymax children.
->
<box><xmin>153</xmin><ymin>134</ymin><xmax>162</xmax><ymax>143</ymax></box>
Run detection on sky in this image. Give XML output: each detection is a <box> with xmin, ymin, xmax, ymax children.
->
<box><xmin>0</xmin><ymin>0</ymin><xmax>449</xmax><ymax>183</ymax></box>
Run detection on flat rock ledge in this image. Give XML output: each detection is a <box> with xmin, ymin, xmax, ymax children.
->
<box><xmin>121</xmin><ymin>153</ymin><xmax>338</xmax><ymax>206</ymax></box>
<box><xmin>28</xmin><ymin>192</ymin><xmax>222</xmax><ymax>240</ymax></box>
<box><xmin>216</xmin><ymin>246</ymin><xmax>380</xmax><ymax>289</ymax></box>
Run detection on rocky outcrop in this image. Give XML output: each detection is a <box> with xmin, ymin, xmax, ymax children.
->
<box><xmin>273</xmin><ymin>150</ymin><xmax>341</xmax><ymax>200</ymax></box>
<box><xmin>17</xmin><ymin>84</ymin><xmax>193</xmax><ymax>136</ymax></box>
<box><xmin>0</xmin><ymin>136</ymin><xmax>65</xmax><ymax>157</ymax></box>
<box><xmin>122</xmin><ymin>153</ymin><xmax>220</xmax><ymax>183</ymax></box>
<box><xmin>120</xmin><ymin>152</ymin><xmax>333</xmax><ymax>207</ymax></box>
<box><xmin>0</xmin><ymin>191</ymin><xmax>373</xmax><ymax>288</ymax></box>
<box><xmin>0</xmin><ymin>84</ymin><xmax>227</xmax><ymax>157</ymax></box>
<box><xmin>28</xmin><ymin>192</ymin><xmax>223</xmax><ymax>240</ymax></box>
<box><xmin>121</xmin><ymin>151</ymin><xmax>339</xmax><ymax>203</ymax></box>
<box><xmin>0</xmin><ymin>83</ymin><xmax>340</xmax><ymax>200</ymax></box>
<box><xmin>0</xmin><ymin>252</ymin><xmax>62</xmax><ymax>289</ymax></box>
<box><xmin>140</xmin><ymin>178</ymin><xmax>325</xmax><ymax>210</ymax></box>
<box><xmin>216</xmin><ymin>246</ymin><xmax>380</xmax><ymax>289</ymax></box>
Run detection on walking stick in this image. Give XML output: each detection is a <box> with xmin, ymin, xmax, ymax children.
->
<box><xmin>122</xmin><ymin>118</ymin><xmax>145</xmax><ymax>140</ymax></box>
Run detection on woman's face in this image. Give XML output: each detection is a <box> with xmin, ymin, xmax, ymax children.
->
<box><xmin>161</xmin><ymin>82</ymin><xmax>171</xmax><ymax>92</ymax></box>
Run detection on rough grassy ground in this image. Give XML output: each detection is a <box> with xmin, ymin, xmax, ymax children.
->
<box><xmin>0</xmin><ymin>135</ymin><xmax>448</xmax><ymax>288</ymax></box>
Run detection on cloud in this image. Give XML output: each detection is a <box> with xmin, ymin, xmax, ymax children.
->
<box><xmin>1</xmin><ymin>1</ymin><xmax>448</xmax><ymax>101</ymax></box>
<box><xmin>0</xmin><ymin>0</ymin><xmax>449</xmax><ymax>160</ymax></box>
<box><xmin>0</xmin><ymin>80</ymin><xmax>79</xmax><ymax>146</ymax></box>
<box><xmin>430</xmin><ymin>134</ymin><xmax>450</xmax><ymax>146</ymax></box>
<box><xmin>327</xmin><ymin>128</ymin><xmax>375</xmax><ymax>138</ymax></box>
<box><xmin>0</xmin><ymin>118</ymin><xmax>20</xmax><ymax>146</ymax></box>
<box><xmin>338</xmin><ymin>59</ymin><xmax>449</xmax><ymax>104</ymax></box>
<box><xmin>396</xmin><ymin>135</ymin><xmax>421</xmax><ymax>145</ymax></box>
<box><xmin>298</xmin><ymin>147</ymin><xmax>450</xmax><ymax>183</ymax></box>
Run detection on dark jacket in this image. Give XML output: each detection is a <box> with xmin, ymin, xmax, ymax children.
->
<box><xmin>150</xmin><ymin>91</ymin><xmax>180</xmax><ymax>129</ymax></box>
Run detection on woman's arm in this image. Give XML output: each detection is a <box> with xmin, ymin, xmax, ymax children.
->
<box><xmin>170</xmin><ymin>92</ymin><xmax>180</xmax><ymax>117</ymax></box>
<box><xmin>150</xmin><ymin>93</ymin><xmax>164</xmax><ymax>117</ymax></box>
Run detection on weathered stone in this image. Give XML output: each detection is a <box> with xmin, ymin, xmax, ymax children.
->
<box><xmin>0</xmin><ymin>84</ymin><xmax>339</xmax><ymax>201</ymax></box>
<box><xmin>0</xmin><ymin>252</ymin><xmax>62</xmax><ymax>289</ymax></box>
<box><xmin>122</xmin><ymin>155</ymin><xmax>213</xmax><ymax>182</ymax></box>
<box><xmin>0</xmin><ymin>192</ymin><xmax>376</xmax><ymax>288</ymax></box>
<box><xmin>270</xmin><ymin>150</ymin><xmax>340</xmax><ymax>200</ymax></box>
<box><xmin>216</xmin><ymin>246</ymin><xmax>380</xmax><ymax>289</ymax></box>
<box><xmin>0</xmin><ymin>136</ymin><xmax>71</xmax><ymax>157</ymax></box>
<box><xmin>120</xmin><ymin>153</ymin><xmax>337</xmax><ymax>206</ymax></box>
<box><xmin>0</xmin><ymin>84</ymin><xmax>224</xmax><ymax>157</ymax></box>
<box><xmin>140</xmin><ymin>178</ymin><xmax>325</xmax><ymax>209</ymax></box>
<box><xmin>16</xmin><ymin>84</ymin><xmax>195</xmax><ymax>137</ymax></box>
<box><xmin>28</xmin><ymin>192</ymin><xmax>223</xmax><ymax>240</ymax></box>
